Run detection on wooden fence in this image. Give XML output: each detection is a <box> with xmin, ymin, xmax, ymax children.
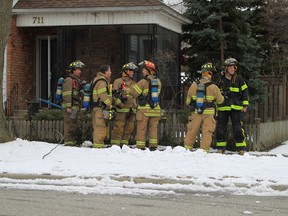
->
<box><xmin>6</xmin><ymin>116</ymin><xmax>288</xmax><ymax>151</ymax></box>
<box><xmin>243</xmin><ymin>75</ymin><xmax>288</xmax><ymax>124</ymax></box>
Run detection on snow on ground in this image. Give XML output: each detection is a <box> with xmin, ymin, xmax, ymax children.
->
<box><xmin>0</xmin><ymin>138</ymin><xmax>288</xmax><ymax>196</ymax></box>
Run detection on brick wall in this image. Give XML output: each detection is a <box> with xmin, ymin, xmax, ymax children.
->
<box><xmin>6</xmin><ymin>22</ymin><xmax>123</xmax><ymax>114</ymax></box>
<box><xmin>73</xmin><ymin>26</ymin><xmax>123</xmax><ymax>82</ymax></box>
<box><xmin>7</xmin><ymin>16</ymin><xmax>35</xmax><ymax>112</ymax></box>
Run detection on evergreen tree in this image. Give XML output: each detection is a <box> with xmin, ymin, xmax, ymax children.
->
<box><xmin>254</xmin><ymin>0</ymin><xmax>288</xmax><ymax>75</ymax></box>
<box><xmin>182</xmin><ymin>0</ymin><xmax>265</xmax><ymax>104</ymax></box>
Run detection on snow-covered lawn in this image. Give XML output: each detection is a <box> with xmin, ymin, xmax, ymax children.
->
<box><xmin>0</xmin><ymin>138</ymin><xmax>288</xmax><ymax>196</ymax></box>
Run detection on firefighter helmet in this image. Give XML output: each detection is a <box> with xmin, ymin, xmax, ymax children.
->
<box><xmin>69</xmin><ymin>60</ymin><xmax>85</xmax><ymax>69</ymax></box>
<box><xmin>224</xmin><ymin>58</ymin><xmax>238</xmax><ymax>66</ymax></box>
<box><xmin>198</xmin><ymin>63</ymin><xmax>216</xmax><ymax>73</ymax></box>
<box><xmin>139</xmin><ymin>60</ymin><xmax>156</xmax><ymax>71</ymax></box>
<box><xmin>122</xmin><ymin>62</ymin><xmax>138</xmax><ymax>71</ymax></box>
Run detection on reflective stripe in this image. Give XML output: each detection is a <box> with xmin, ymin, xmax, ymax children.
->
<box><xmin>230</xmin><ymin>87</ymin><xmax>239</xmax><ymax>92</ymax></box>
<box><xmin>231</xmin><ymin>105</ymin><xmax>243</xmax><ymax>110</ymax></box>
<box><xmin>243</xmin><ymin>100</ymin><xmax>249</xmax><ymax>105</ymax></box>
<box><xmin>235</xmin><ymin>142</ymin><xmax>246</xmax><ymax>147</ymax></box>
<box><xmin>93</xmin><ymin>87</ymin><xmax>107</xmax><ymax>94</ymax></box>
<box><xmin>184</xmin><ymin>145</ymin><xmax>193</xmax><ymax>150</ymax></box>
<box><xmin>206</xmin><ymin>96</ymin><xmax>215</xmax><ymax>100</ymax></box>
<box><xmin>116</xmin><ymin>108</ymin><xmax>130</xmax><ymax>113</ymax></box>
<box><xmin>62</xmin><ymin>102</ymin><xmax>71</xmax><ymax>108</ymax></box>
<box><xmin>149</xmin><ymin>139</ymin><xmax>157</xmax><ymax>144</ymax></box>
<box><xmin>115</xmin><ymin>99</ymin><xmax>122</xmax><ymax>106</ymax></box>
<box><xmin>236</xmin><ymin>128</ymin><xmax>247</xmax><ymax>147</ymax></box>
<box><xmin>145</xmin><ymin>113</ymin><xmax>161</xmax><ymax>117</ymax></box>
<box><xmin>103</xmin><ymin>99</ymin><xmax>111</xmax><ymax>105</ymax></box>
<box><xmin>218</xmin><ymin>105</ymin><xmax>243</xmax><ymax>111</ymax></box>
<box><xmin>71</xmin><ymin>106</ymin><xmax>79</xmax><ymax>110</ymax></box>
<box><xmin>111</xmin><ymin>140</ymin><xmax>121</xmax><ymax>145</ymax></box>
<box><xmin>138</xmin><ymin>104</ymin><xmax>161</xmax><ymax>110</ymax></box>
<box><xmin>193</xmin><ymin>109</ymin><xmax>215</xmax><ymax>115</ymax></box>
<box><xmin>64</xmin><ymin>141</ymin><xmax>76</xmax><ymax>146</ymax></box>
<box><xmin>92</xmin><ymin>143</ymin><xmax>105</xmax><ymax>148</ymax></box>
<box><xmin>136</xmin><ymin>141</ymin><xmax>146</xmax><ymax>148</ymax></box>
<box><xmin>133</xmin><ymin>84</ymin><xmax>142</xmax><ymax>94</ymax></box>
<box><xmin>242</xmin><ymin>84</ymin><xmax>248</xmax><ymax>91</ymax></box>
<box><xmin>62</xmin><ymin>91</ymin><xmax>72</xmax><ymax>96</ymax></box>
<box><xmin>143</xmin><ymin>89</ymin><xmax>149</xmax><ymax>94</ymax></box>
<box><xmin>218</xmin><ymin>106</ymin><xmax>231</xmax><ymax>111</ymax></box>
<box><xmin>216</xmin><ymin>142</ymin><xmax>227</xmax><ymax>147</ymax></box>
<box><xmin>121</xmin><ymin>140</ymin><xmax>129</xmax><ymax>145</ymax></box>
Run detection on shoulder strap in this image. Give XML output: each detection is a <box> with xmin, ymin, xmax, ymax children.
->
<box><xmin>196</xmin><ymin>81</ymin><xmax>212</xmax><ymax>101</ymax></box>
<box><xmin>205</xmin><ymin>81</ymin><xmax>212</xmax><ymax>88</ymax></box>
<box><xmin>92</xmin><ymin>78</ymin><xmax>109</xmax><ymax>93</ymax></box>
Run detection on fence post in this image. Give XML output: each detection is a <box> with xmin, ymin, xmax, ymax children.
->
<box><xmin>254</xmin><ymin>118</ymin><xmax>261</xmax><ymax>151</ymax></box>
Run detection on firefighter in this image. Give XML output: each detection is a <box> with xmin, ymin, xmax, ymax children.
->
<box><xmin>62</xmin><ymin>60</ymin><xmax>85</xmax><ymax>146</ymax></box>
<box><xmin>111</xmin><ymin>62</ymin><xmax>138</xmax><ymax>147</ymax></box>
<box><xmin>184</xmin><ymin>63</ymin><xmax>224</xmax><ymax>152</ymax></box>
<box><xmin>215</xmin><ymin>57</ymin><xmax>249</xmax><ymax>155</ymax></box>
<box><xmin>127</xmin><ymin>60</ymin><xmax>162</xmax><ymax>150</ymax></box>
<box><xmin>91</xmin><ymin>65</ymin><xmax>114</xmax><ymax>148</ymax></box>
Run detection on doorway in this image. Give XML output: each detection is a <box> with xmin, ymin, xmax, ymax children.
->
<box><xmin>36</xmin><ymin>36</ymin><xmax>57</xmax><ymax>107</ymax></box>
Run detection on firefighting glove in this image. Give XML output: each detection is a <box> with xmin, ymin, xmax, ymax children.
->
<box><xmin>108</xmin><ymin>108</ymin><xmax>117</xmax><ymax>121</ymax></box>
<box><xmin>103</xmin><ymin>108</ymin><xmax>117</xmax><ymax>121</ymax></box>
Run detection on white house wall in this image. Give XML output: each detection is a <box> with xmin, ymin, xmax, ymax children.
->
<box><xmin>15</xmin><ymin>11</ymin><xmax>183</xmax><ymax>33</ymax></box>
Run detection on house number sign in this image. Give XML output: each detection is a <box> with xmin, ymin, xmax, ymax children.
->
<box><xmin>32</xmin><ymin>17</ymin><xmax>44</xmax><ymax>24</ymax></box>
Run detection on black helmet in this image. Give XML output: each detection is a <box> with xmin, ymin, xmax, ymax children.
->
<box><xmin>224</xmin><ymin>58</ymin><xmax>238</xmax><ymax>66</ymax></box>
<box><xmin>122</xmin><ymin>62</ymin><xmax>138</xmax><ymax>71</ymax></box>
<box><xmin>198</xmin><ymin>63</ymin><xmax>216</xmax><ymax>73</ymax></box>
<box><xmin>69</xmin><ymin>60</ymin><xmax>85</xmax><ymax>69</ymax></box>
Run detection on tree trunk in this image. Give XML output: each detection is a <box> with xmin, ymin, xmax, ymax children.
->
<box><xmin>0</xmin><ymin>0</ymin><xmax>14</xmax><ymax>143</ymax></box>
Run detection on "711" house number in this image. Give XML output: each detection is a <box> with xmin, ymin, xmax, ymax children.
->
<box><xmin>33</xmin><ymin>17</ymin><xmax>44</xmax><ymax>24</ymax></box>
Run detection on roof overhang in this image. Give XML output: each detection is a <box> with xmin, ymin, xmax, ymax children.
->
<box><xmin>13</xmin><ymin>6</ymin><xmax>191</xmax><ymax>33</ymax></box>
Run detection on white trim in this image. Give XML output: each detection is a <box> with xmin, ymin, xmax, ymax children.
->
<box><xmin>36</xmin><ymin>36</ymin><xmax>57</xmax><ymax>102</ymax></box>
<box><xmin>36</xmin><ymin>38</ymin><xmax>40</xmax><ymax>100</ymax></box>
<box><xmin>47</xmin><ymin>36</ymin><xmax>51</xmax><ymax>101</ymax></box>
<box><xmin>13</xmin><ymin>6</ymin><xmax>191</xmax><ymax>33</ymax></box>
<box><xmin>3</xmin><ymin>46</ymin><xmax>7</xmax><ymax>107</ymax></box>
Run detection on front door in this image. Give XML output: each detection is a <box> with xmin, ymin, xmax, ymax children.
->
<box><xmin>37</xmin><ymin>36</ymin><xmax>57</xmax><ymax>107</ymax></box>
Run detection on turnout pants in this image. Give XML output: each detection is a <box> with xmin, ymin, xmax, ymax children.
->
<box><xmin>184</xmin><ymin>113</ymin><xmax>216</xmax><ymax>151</ymax></box>
<box><xmin>92</xmin><ymin>107</ymin><xmax>107</xmax><ymax>148</ymax></box>
<box><xmin>111</xmin><ymin>112</ymin><xmax>135</xmax><ymax>146</ymax></box>
<box><xmin>63</xmin><ymin>110</ymin><xmax>79</xmax><ymax>146</ymax></box>
<box><xmin>216</xmin><ymin>110</ymin><xmax>246</xmax><ymax>150</ymax></box>
<box><xmin>135</xmin><ymin>110</ymin><xmax>160</xmax><ymax>149</ymax></box>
